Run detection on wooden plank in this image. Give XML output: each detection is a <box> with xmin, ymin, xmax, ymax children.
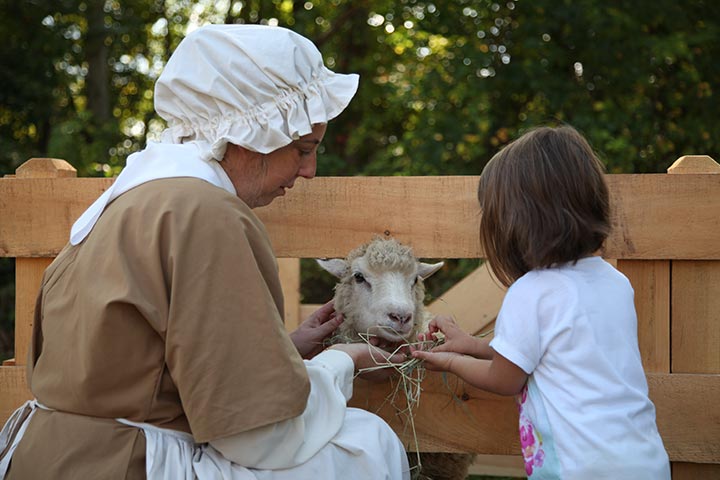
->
<box><xmin>667</xmin><ymin>155</ymin><xmax>720</xmax><ymax>174</ymax></box>
<box><xmin>0</xmin><ymin>368</ymin><xmax>717</xmax><ymax>464</ymax></box>
<box><xmin>0</xmin><ymin>366</ymin><xmax>31</xmax><ymax>423</ymax></box>
<box><xmin>300</xmin><ymin>304</ymin><xmax>321</xmax><ymax>320</ymax></box>
<box><xmin>15</xmin><ymin>158</ymin><xmax>76</xmax><ymax>178</ymax></box>
<box><xmin>227</xmin><ymin>175</ymin><xmax>720</xmax><ymax>260</ymax></box>
<box><xmin>348</xmin><ymin>373</ymin><xmax>719</xmax><ymax>463</ymax></box>
<box><xmin>671</xmin><ymin>261</ymin><xmax>720</xmax><ymax>374</ymax></box>
<box><xmin>14</xmin><ymin>258</ymin><xmax>52</xmax><ymax>366</ymax></box>
<box><xmin>10</xmin><ymin>158</ymin><xmax>74</xmax><ymax>365</ymax></box>
<box><xmin>667</xmin><ymin>154</ymin><xmax>720</xmax><ymax>477</ymax></box>
<box><xmin>671</xmin><ymin>463</ymin><xmax>720</xmax><ymax>479</ymax></box>
<box><xmin>616</xmin><ymin>260</ymin><xmax>670</xmax><ymax>373</ymax></box>
<box><xmin>278</xmin><ymin>258</ymin><xmax>301</xmax><ymax>332</ymax></box>
<box><xmin>427</xmin><ymin>262</ymin><xmax>506</xmax><ymax>336</ymax></box>
<box><xmin>649</xmin><ymin>374</ymin><xmax>720</xmax><ymax>464</ymax></box>
<box><xmin>2</xmin><ymin>175</ymin><xmax>720</xmax><ymax>259</ymax></box>
<box><xmin>0</xmin><ymin>177</ymin><xmax>113</xmax><ymax>257</ymax></box>
<box><xmin>350</xmin><ymin>372</ymin><xmax>520</xmax><ymax>455</ymax></box>
<box><xmin>468</xmin><ymin>455</ymin><xmax>525</xmax><ymax>477</ymax></box>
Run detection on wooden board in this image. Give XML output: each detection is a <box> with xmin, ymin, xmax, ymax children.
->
<box><xmin>0</xmin><ymin>368</ymin><xmax>717</xmax><ymax>463</ymax></box>
<box><xmin>649</xmin><ymin>373</ymin><xmax>720</xmax><ymax>464</ymax></box>
<box><xmin>616</xmin><ymin>260</ymin><xmax>670</xmax><ymax>373</ymax></box>
<box><xmin>348</xmin><ymin>372</ymin><xmax>720</xmax><ymax>463</ymax></box>
<box><xmin>427</xmin><ymin>262</ymin><xmax>506</xmax><ymax>336</ymax></box>
<box><xmin>2</xmin><ymin>175</ymin><xmax>720</xmax><ymax>259</ymax></box>
<box><xmin>671</xmin><ymin>463</ymin><xmax>720</xmax><ymax>479</ymax></box>
<box><xmin>14</xmin><ymin>258</ymin><xmax>52</xmax><ymax>365</ymax></box>
<box><xmin>666</xmin><ymin>150</ymin><xmax>720</xmax><ymax>477</ymax></box>
<box><xmin>467</xmin><ymin>455</ymin><xmax>525</xmax><ymax>477</ymax></box>
<box><xmin>0</xmin><ymin>177</ymin><xmax>113</xmax><ymax>257</ymax></box>
<box><xmin>671</xmin><ymin>261</ymin><xmax>720</xmax><ymax>374</ymax></box>
<box><xmin>278</xmin><ymin>258</ymin><xmax>301</xmax><ymax>332</ymax></box>
<box><xmin>350</xmin><ymin>372</ymin><xmax>521</xmax><ymax>455</ymax></box>
<box><xmin>0</xmin><ymin>366</ymin><xmax>31</xmax><ymax>423</ymax></box>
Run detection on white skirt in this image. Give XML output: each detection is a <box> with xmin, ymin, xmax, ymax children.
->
<box><xmin>0</xmin><ymin>401</ymin><xmax>410</xmax><ymax>480</ymax></box>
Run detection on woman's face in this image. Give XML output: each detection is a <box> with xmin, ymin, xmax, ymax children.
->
<box><xmin>222</xmin><ymin>123</ymin><xmax>327</xmax><ymax>208</ymax></box>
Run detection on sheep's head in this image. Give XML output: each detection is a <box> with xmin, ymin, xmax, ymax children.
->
<box><xmin>317</xmin><ymin>238</ymin><xmax>443</xmax><ymax>343</ymax></box>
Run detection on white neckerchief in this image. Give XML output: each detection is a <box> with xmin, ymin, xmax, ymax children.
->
<box><xmin>70</xmin><ymin>142</ymin><xmax>236</xmax><ymax>245</ymax></box>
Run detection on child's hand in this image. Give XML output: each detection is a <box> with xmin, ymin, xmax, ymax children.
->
<box><xmin>411</xmin><ymin>349</ymin><xmax>463</xmax><ymax>373</ymax></box>
<box><xmin>419</xmin><ymin>315</ymin><xmax>481</xmax><ymax>357</ymax></box>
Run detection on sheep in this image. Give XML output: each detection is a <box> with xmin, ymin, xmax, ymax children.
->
<box><xmin>317</xmin><ymin>237</ymin><xmax>476</xmax><ymax>480</ymax></box>
<box><xmin>316</xmin><ymin>237</ymin><xmax>443</xmax><ymax>345</ymax></box>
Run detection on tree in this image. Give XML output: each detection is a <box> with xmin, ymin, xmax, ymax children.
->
<box><xmin>1</xmin><ymin>1</ymin><xmax>719</xmax><ymax>356</ymax></box>
<box><xmin>2</xmin><ymin>0</ymin><xmax>718</xmax><ymax>178</ymax></box>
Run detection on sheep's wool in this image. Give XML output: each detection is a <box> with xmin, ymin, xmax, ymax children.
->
<box><xmin>347</xmin><ymin>238</ymin><xmax>418</xmax><ymax>274</ymax></box>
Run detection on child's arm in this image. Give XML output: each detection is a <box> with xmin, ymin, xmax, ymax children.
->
<box><xmin>412</xmin><ymin>349</ymin><xmax>528</xmax><ymax>396</ymax></box>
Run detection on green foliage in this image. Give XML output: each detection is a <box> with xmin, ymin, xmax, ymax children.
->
<box><xmin>1</xmin><ymin>1</ymin><xmax>719</xmax><ymax>355</ymax></box>
<box><xmin>2</xmin><ymin>1</ymin><xmax>718</xmax><ymax>177</ymax></box>
<box><xmin>0</xmin><ymin>258</ymin><xmax>14</xmax><ymax>359</ymax></box>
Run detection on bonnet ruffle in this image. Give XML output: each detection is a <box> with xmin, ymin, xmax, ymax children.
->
<box><xmin>155</xmin><ymin>24</ymin><xmax>359</xmax><ymax>160</ymax></box>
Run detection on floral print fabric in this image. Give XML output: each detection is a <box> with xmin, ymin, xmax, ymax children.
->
<box><xmin>518</xmin><ymin>385</ymin><xmax>545</xmax><ymax>476</ymax></box>
<box><xmin>515</xmin><ymin>380</ymin><xmax>561</xmax><ymax>479</ymax></box>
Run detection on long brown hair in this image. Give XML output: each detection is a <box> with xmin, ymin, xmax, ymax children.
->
<box><xmin>478</xmin><ymin>125</ymin><xmax>610</xmax><ymax>287</ymax></box>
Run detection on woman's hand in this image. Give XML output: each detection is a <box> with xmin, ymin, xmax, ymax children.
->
<box><xmin>290</xmin><ymin>301</ymin><xmax>343</xmax><ymax>359</ymax></box>
<box><xmin>329</xmin><ymin>343</ymin><xmax>407</xmax><ymax>382</ymax></box>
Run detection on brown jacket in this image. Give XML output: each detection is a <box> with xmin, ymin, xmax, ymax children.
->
<box><xmin>7</xmin><ymin>178</ymin><xmax>309</xmax><ymax>479</ymax></box>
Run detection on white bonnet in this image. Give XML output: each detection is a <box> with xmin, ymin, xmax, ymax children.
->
<box><xmin>155</xmin><ymin>24</ymin><xmax>359</xmax><ymax>160</ymax></box>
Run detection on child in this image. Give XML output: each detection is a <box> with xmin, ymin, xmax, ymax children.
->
<box><xmin>412</xmin><ymin>126</ymin><xmax>670</xmax><ymax>479</ymax></box>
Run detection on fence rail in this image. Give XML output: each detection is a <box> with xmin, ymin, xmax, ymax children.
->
<box><xmin>1</xmin><ymin>155</ymin><xmax>719</xmax><ymax>478</ymax></box>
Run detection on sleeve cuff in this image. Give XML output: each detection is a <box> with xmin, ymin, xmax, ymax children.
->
<box><xmin>306</xmin><ymin>349</ymin><xmax>355</xmax><ymax>400</ymax></box>
<box><xmin>490</xmin><ymin>337</ymin><xmax>535</xmax><ymax>375</ymax></box>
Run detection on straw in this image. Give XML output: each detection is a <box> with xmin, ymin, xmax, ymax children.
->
<box><xmin>353</xmin><ymin>327</ymin><xmax>444</xmax><ymax>479</ymax></box>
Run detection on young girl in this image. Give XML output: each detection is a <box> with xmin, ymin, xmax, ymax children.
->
<box><xmin>412</xmin><ymin>126</ymin><xmax>670</xmax><ymax>479</ymax></box>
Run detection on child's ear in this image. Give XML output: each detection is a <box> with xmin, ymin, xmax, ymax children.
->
<box><xmin>316</xmin><ymin>258</ymin><xmax>349</xmax><ymax>278</ymax></box>
<box><xmin>418</xmin><ymin>261</ymin><xmax>444</xmax><ymax>280</ymax></box>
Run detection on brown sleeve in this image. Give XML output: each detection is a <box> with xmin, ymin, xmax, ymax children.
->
<box><xmin>161</xmin><ymin>193</ymin><xmax>310</xmax><ymax>443</ymax></box>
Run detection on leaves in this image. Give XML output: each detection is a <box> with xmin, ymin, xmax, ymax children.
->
<box><xmin>1</xmin><ymin>0</ymin><xmax>718</xmax><ymax>177</ymax></box>
<box><xmin>0</xmin><ymin>1</ymin><xmax>718</xmax><ymax>312</ymax></box>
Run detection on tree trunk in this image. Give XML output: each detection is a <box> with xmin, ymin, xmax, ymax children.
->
<box><xmin>85</xmin><ymin>0</ymin><xmax>111</xmax><ymax>123</ymax></box>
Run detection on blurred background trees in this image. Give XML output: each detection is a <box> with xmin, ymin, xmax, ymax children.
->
<box><xmin>1</xmin><ymin>0</ymin><xmax>719</xmax><ymax>358</ymax></box>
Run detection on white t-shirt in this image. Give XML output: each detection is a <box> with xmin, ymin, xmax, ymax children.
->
<box><xmin>490</xmin><ymin>256</ymin><xmax>670</xmax><ymax>480</ymax></box>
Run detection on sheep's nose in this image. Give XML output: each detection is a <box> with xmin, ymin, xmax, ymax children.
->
<box><xmin>388</xmin><ymin>312</ymin><xmax>412</xmax><ymax>325</ymax></box>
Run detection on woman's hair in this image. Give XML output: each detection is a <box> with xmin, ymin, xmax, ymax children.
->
<box><xmin>478</xmin><ymin>125</ymin><xmax>610</xmax><ymax>287</ymax></box>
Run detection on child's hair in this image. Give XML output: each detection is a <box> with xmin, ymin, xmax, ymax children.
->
<box><xmin>478</xmin><ymin>125</ymin><xmax>610</xmax><ymax>287</ymax></box>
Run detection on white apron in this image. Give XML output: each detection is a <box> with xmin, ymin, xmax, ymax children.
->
<box><xmin>0</xmin><ymin>401</ymin><xmax>410</xmax><ymax>480</ymax></box>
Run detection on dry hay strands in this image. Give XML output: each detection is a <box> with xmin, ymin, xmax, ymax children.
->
<box><xmin>355</xmin><ymin>327</ymin><xmax>445</xmax><ymax>479</ymax></box>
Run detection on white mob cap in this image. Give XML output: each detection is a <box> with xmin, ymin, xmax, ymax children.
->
<box><xmin>69</xmin><ymin>24</ymin><xmax>358</xmax><ymax>246</ymax></box>
<box><xmin>155</xmin><ymin>24</ymin><xmax>359</xmax><ymax>160</ymax></box>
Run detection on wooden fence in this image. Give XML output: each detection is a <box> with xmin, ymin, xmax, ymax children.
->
<box><xmin>1</xmin><ymin>155</ymin><xmax>719</xmax><ymax>478</ymax></box>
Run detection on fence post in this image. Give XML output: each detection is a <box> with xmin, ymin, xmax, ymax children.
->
<box><xmin>666</xmin><ymin>155</ymin><xmax>720</xmax><ymax>479</ymax></box>
<box><xmin>8</xmin><ymin>158</ymin><xmax>76</xmax><ymax>367</ymax></box>
<box><xmin>278</xmin><ymin>258</ymin><xmax>301</xmax><ymax>332</ymax></box>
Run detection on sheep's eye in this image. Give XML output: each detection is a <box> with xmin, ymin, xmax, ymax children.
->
<box><xmin>412</xmin><ymin>276</ymin><xmax>419</xmax><ymax>286</ymax></box>
<box><xmin>353</xmin><ymin>272</ymin><xmax>366</xmax><ymax>284</ymax></box>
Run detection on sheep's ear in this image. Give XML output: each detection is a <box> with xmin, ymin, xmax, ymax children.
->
<box><xmin>418</xmin><ymin>261</ymin><xmax>444</xmax><ymax>280</ymax></box>
<box><xmin>316</xmin><ymin>258</ymin><xmax>348</xmax><ymax>278</ymax></box>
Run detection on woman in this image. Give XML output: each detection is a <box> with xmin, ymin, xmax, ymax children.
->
<box><xmin>0</xmin><ymin>25</ymin><xmax>409</xmax><ymax>479</ymax></box>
